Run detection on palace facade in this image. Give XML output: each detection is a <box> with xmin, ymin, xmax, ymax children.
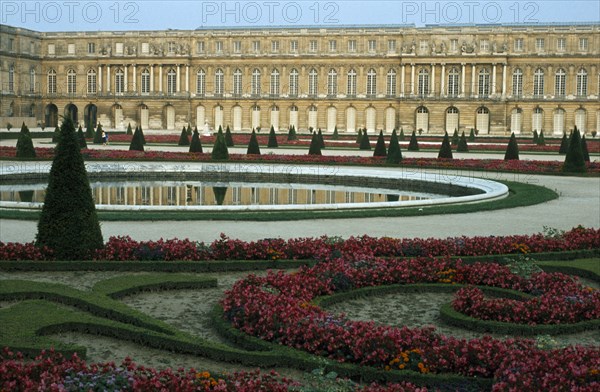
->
<box><xmin>1</xmin><ymin>23</ymin><xmax>599</xmax><ymax>135</ymax></box>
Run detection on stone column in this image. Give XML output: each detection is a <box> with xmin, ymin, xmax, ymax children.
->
<box><xmin>185</xmin><ymin>65</ymin><xmax>189</xmax><ymax>92</ymax></box>
<box><xmin>133</xmin><ymin>64</ymin><xmax>137</xmax><ymax>92</ymax></box>
<box><xmin>410</xmin><ymin>64</ymin><xmax>415</xmax><ymax>95</ymax></box>
<box><xmin>461</xmin><ymin>63</ymin><xmax>466</xmax><ymax>97</ymax></box>
<box><xmin>98</xmin><ymin>65</ymin><xmax>102</xmax><ymax>93</ymax></box>
<box><xmin>492</xmin><ymin>64</ymin><xmax>497</xmax><ymax>96</ymax></box>
<box><xmin>400</xmin><ymin>64</ymin><xmax>405</xmax><ymax>97</ymax></box>
<box><xmin>471</xmin><ymin>64</ymin><xmax>476</xmax><ymax>97</ymax></box>
<box><xmin>150</xmin><ymin>64</ymin><xmax>154</xmax><ymax>92</ymax></box>
<box><xmin>502</xmin><ymin>64</ymin><xmax>507</xmax><ymax>98</ymax></box>
<box><xmin>176</xmin><ymin>64</ymin><xmax>181</xmax><ymax>92</ymax></box>
<box><xmin>159</xmin><ymin>64</ymin><xmax>163</xmax><ymax>93</ymax></box>
<box><xmin>430</xmin><ymin>63</ymin><xmax>435</xmax><ymax>97</ymax></box>
<box><xmin>124</xmin><ymin>64</ymin><xmax>128</xmax><ymax>93</ymax></box>
<box><xmin>440</xmin><ymin>63</ymin><xmax>446</xmax><ymax>97</ymax></box>
<box><xmin>106</xmin><ymin>65</ymin><xmax>111</xmax><ymax>92</ymax></box>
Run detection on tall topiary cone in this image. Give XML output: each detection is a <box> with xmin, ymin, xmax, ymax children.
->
<box><xmin>532</xmin><ymin>130</ymin><xmax>539</xmax><ymax>144</ymax></box>
<box><xmin>317</xmin><ymin>128</ymin><xmax>325</xmax><ymax>149</ymax></box>
<box><xmin>451</xmin><ymin>129</ymin><xmax>459</xmax><ymax>146</ymax></box>
<box><xmin>537</xmin><ymin>130</ymin><xmax>546</xmax><ymax>146</ymax></box>
<box><xmin>562</xmin><ymin>127</ymin><xmax>586</xmax><ymax>173</ymax></box>
<box><xmin>581</xmin><ymin>135</ymin><xmax>590</xmax><ymax>162</ymax></box>
<box><xmin>332</xmin><ymin>125</ymin><xmax>339</xmax><ymax>140</ymax></box>
<box><xmin>356</xmin><ymin>129</ymin><xmax>363</xmax><ymax>144</ymax></box>
<box><xmin>189</xmin><ymin>128</ymin><xmax>203</xmax><ymax>153</ymax></box>
<box><xmin>457</xmin><ymin>131</ymin><xmax>469</xmax><ymax>152</ymax></box>
<box><xmin>267</xmin><ymin>125</ymin><xmax>278</xmax><ymax>148</ymax></box>
<box><xmin>16</xmin><ymin>124</ymin><xmax>36</xmax><ymax>158</ymax></box>
<box><xmin>187</xmin><ymin>124</ymin><xmax>192</xmax><ymax>135</ymax></box>
<box><xmin>126</xmin><ymin>122</ymin><xmax>133</xmax><ymax>135</ymax></box>
<box><xmin>359</xmin><ymin>130</ymin><xmax>371</xmax><ymax>150</ymax></box>
<box><xmin>373</xmin><ymin>130</ymin><xmax>387</xmax><ymax>157</ymax></box>
<box><xmin>36</xmin><ymin>116</ymin><xmax>103</xmax><ymax>260</ymax></box>
<box><xmin>468</xmin><ymin>128</ymin><xmax>476</xmax><ymax>141</ymax></box>
<box><xmin>52</xmin><ymin>126</ymin><xmax>60</xmax><ymax>143</ymax></box>
<box><xmin>287</xmin><ymin>125</ymin><xmax>297</xmax><ymax>141</ymax></box>
<box><xmin>93</xmin><ymin>123</ymin><xmax>104</xmax><ymax>144</ymax></box>
<box><xmin>559</xmin><ymin>132</ymin><xmax>569</xmax><ymax>154</ymax></box>
<box><xmin>386</xmin><ymin>129</ymin><xmax>402</xmax><ymax>164</ymax></box>
<box><xmin>308</xmin><ymin>131</ymin><xmax>321</xmax><ymax>155</ymax></box>
<box><xmin>129</xmin><ymin>126</ymin><xmax>145</xmax><ymax>152</ymax></box>
<box><xmin>438</xmin><ymin>132</ymin><xmax>453</xmax><ymax>159</ymax></box>
<box><xmin>211</xmin><ymin>126</ymin><xmax>229</xmax><ymax>160</ymax></box>
<box><xmin>77</xmin><ymin>125</ymin><xmax>87</xmax><ymax>149</ymax></box>
<box><xmin>225</xmin><ymin>125</ymin><xmax>234</xmax><ymax>146</ymax></box>
<box><xmin>178</xmin><ymin>126</ymin><xmax>190</xmax><ymax>146</ymax></box>
<box><xmin>504</xmin><ymin>132</ymin><xmax>520</xmax><ymax>160</ymax></box>
<box><xmin>247</xmin><ymin>130</ymin><xmax>261</xmax><ymax>155</ymax></box>
<box><xmin>85</xmin><ymin>122</ymin><xmax>94</xmax><ymax>138</ymax></box>
<box><xmin>399</xmin><ymin>127</ymin><xmax>405</xmax><ymax>141</ymax></box>
<box><xmin>138</xmin><ymin>125</ymin><xmax>146</xmax><ymax>144</ymax></box>
<box><xmin>212</xmin><ymin>187</ymin><xmax>228</xmax><ymax>206</ymax></box>
<box><xmin>408</xmin><ymin>130</ymin><xmax>419</xmax><ymax>151</ymax></box>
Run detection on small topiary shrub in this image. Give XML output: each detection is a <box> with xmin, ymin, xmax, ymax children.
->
<box><xmin>76</xmin><ymin>125</ymin><xmax>87</xmax><ymax>149</ymax></box>
<box><xmin>225</xmin><ymin>125</ymin><xmax>234</xmax><ymax>147</ymax></box>
<box><xmin>211</xmin><ymin>126</ymin><xmax>229</xmax><ymax>160</ymax></box>
<box><xmin>126</xmin><ymin>123</ymin><xmax>133</xmax><ymax>135</ymax></box>
<box><xmin>355</xmin><ymin>129</ymin><xmax>363</xmax><ymax>144</ymax></box>
<box><xmin>85</xmin><ymin>122</ymin><xmax>95</xmax><ymax>138</ymax></box>
<box><xmin>581</xmin><ymin>135</ymin><xmax>590</xmax><ymax>162</ymax></box>
<box><xmin>468</xmin><ymin>127</ymin><xmax>476</xmax><ymax>141</ymax></box>
<box><xmin>562</xmin><ymin>127</ymin><xmax>586</xmax><ymax>173</ymax></box>
<box><xmin>359</xmin><ymin>130</ymin><xmax>371</xmax><ymax>150</ymax></box>
<box><xmin>399</xmin><ymin>127</ymin><xmax>405</xmax><ymax>141</ymax></box>
<box><xmin>332</xmin><ymin>125</ymin><xmax>339</xmax><ymax>140</ymax></box>
<box><xmin>537</xmin><ymin>130</ymin><xmax>546</xmax><ymax>146</ymax></box>
<box><xmin>317</xmin><ymin>128</ymin><xmax>325</xmax><ymax>149</ymax></box>
<box><xmin>177</xmin><ymin>126</ymin><xmax>190</xmax><ymax>146</ymax></box>
<box><xmin>407</xmin><ymin>130</ymin><xmax>419</xmax><ymax>151</ymax></box>
<box><xmin>52</xmin><ymin>126</ymin><xmax>60</xmax><ymax>143</ymax></box>
<box><xmin>16</xmin><ymin>125</ymin><xmax>36</xmax><ymax>158</ymax></box>
<box><xmin>93</xmin><ymin>123</ymin><xmax>104</xmax><ymax>144</ymax></box>
<box><xmin>308</xmin><ymin>131</ymin><xmax>321</xmax><ymax>155</ymax></box>
<box><xmin>451</xmin><ymin>128</ymin><xmax>459</xmax><ymax>146</ymax></box>
<box><xmin>386</xmin><ymin>128</ymin><xmax>402</xmax><ymax>164</ymax></box>
<box><xmin>532</xmin><ymin>130</ymin><xmax>539</xmax><ymax>144</ymax></box>
<box><xmin>456</xmin><ymin>131</ymin><xmax>469</xmax><ymax>152</ymax></box>
<box><xmin>247</xmin><ymin>129</ymin><xmax>261</xmax><ymax>155</ymax></box>
<box><xmin>504</xmin><ymin>132</ymin><xmax>520</xmax><ymax>160</ymax></box>
<box><xmin>438</xmin><ymin>132</ymin><xmax>453</xmax><ymax>159</ymax></box>
<box><xmin>129</xmin><ymin>126</ymin><xmax>145</xmax><ymax>152</ymax></box>
<box><xmin>138</xmin><ymin>125</ymin><xmax>146</xmax><ymax>144</ymax></box>
<box><xmin>267</xmin><ymin>125</ymin><xmax>278</xmax><ymax>148</ymax></box>
<box><xmin>287</xmin><ymin>125</ymin><xmax>297</xmax><ymax>141</ymax></box>
<box><xmin>189</xmin><ymin>128</ymin><xmax>203</xmax><ymax>153</ymax></box>
<box><xmin>187</xmin><ymin>124</ymin><xmax>192</xmax><ymax>135</ymax></box>
<box><xmin>373</xmin><ymin>130</ymin><xmax>387</xmax><ymax>157</ymax></box>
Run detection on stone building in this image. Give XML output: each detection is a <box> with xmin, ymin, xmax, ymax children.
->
<box><xmin>1</xmin><ymin>23</ymin><xmax>599</xmax><ymax>135</ymax></box>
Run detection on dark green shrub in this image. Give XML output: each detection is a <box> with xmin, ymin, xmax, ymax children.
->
<box><xmin>532</xmin><ymin>130</ymin><xmax>539</xmax><ymax>144</ymax></box>
<box><xmin>373</xmin><ymin>130</ymin><xmax>387</xmax><ymax>157</ymax></box>
<box><xmin>438</xmin><ymin>132</ymin><xmax>453</xmax><ymax>159</ymax></box>
<box><xmin>308</xmin><ymin>131</ymin><xmax>321</xmax><ymax>155</ymax></box>
<box><xmin>212</xmin><ymin>187</ymin><xmax>228</xmax><ymax>205</ymax></box>
<box><xmin>287</xmin><ymin>125</ymin><xmax>297</xmax><ymax>141</ymax></box>
<box><xmin>537</xmin><ymin>130</ymin><xmax>546</xmax><ymax>146</ymax></box>
<box><xmin>126</xmin><ymin>123</ymin><xmax>133</xmax><ymax>135</ymax></box>
<box><xmin>6</xmin><ymin>122</ymin><xmax>12</xmax><ymax>131</ymax></box>
<box><xmin>16</xmin><ymin>131</ymin><xmax>36</xmax><ymax>158</ymax></box>
<box><xmin>559</xmin><ymin>132</ymin><xmax>569</xmax><ymax>154</ymax></box>
<box><xmin>52</xmin><ymin>126</ymin><xmax>60</xmax><ymax>143</ymax></box>
<box><xmin>386</xmin><ymin>129</ymin><xmax>402</xmax><ymax>164</ymax></box>
<box><xmin>318</xmin><ymin>128</ymin><xmax>325</xmax><ymax>149</ymax></box>
<box><xmin>451</xmin><ymin>129</ymin><xmax>459</xmax><ymax>146</ymax></box>
<box><xmin>562</xmin><ymin>128</ymin><xmax>586</xmax><ymax>173</ymax></box>
<box><xmin>267</xmin><ymin>125</ymin><xmax>278</xmax><ymax>148</ymax></box>
<box><xmin>468</xmin><ymin>128</ymin><xmax>476</xmax><ymax>141</ymax></box>
<box><xmin>187</xmin><ymin>124</ymin><xmax>192</xmax><ymax>135</ymax></box>
<box><xmin>504</xmin><ymin>132</ymin><xmax>520</xmax><ymax>160</ymax></box>
<box><xmin>581</xmin><ymin>135</ymin><xmax>590</xmax><ymax>162</ymax></box>
<box><xmin>138</xmin><ymin>125</ymin><xmax>146</xmax><ymax>144</ymax></box>
<box><xmin>332</xmin><ymin>126</ymin><xmax>339</xmax><ymax>140</ymax></box>
<box><xmin>399</xmin><ymin>127</ymin><xmax>405</xmax><ymax>141</ymax></box>
<box><xmin>189</xmin><ymin>129</ymin><xmax>203</xmax><ymax>153</ymax></box>
<box><xmin>225</xmin><ymin>125</ymin><xmax>234</xmax><ymax>146</ymax></box>
<box><xmin>76</xmin><ymin>125</ymin><xmax>87</xmax><ymax>149</ymax></box>
<box><xmin>211</xmin><ymin>127</ymin><xmax>229</xmax><ymax>160</ymax></box>
<box><xmin>457</xmin><ymin>131</ymin><xmax>469</xmax><ymax>152</ymax></box>
<box><xmin>407</xmin><ymin>130</ymin><xmax>419</xmax><ymax>151</ymax></box>
<box><xmin>359</xmin><ymin>130</ymin><xmax>371</xmax><ymax>150</ymax></box>
<box><xmin>20</xmin><ymin>122</ymin><xmax>30</xmax><ymax>134</ymax></box>
<box><xmin>247</xmin><ymin>130</ymin><xmax>261</xmax><ymax>155</ymax></box>
<box><xmin>93</xmin><ymin>123</ymin><xmax>104</xmax><ymax>144</ymax></box>
<box><xmin>355</xmin><ymin>129</ymin><xmax>363</xmax><ymax>144</ymax></box>
<box><xmin>85</xmin><ymin>123</ymin><xmax>95</xmax><ymax>138</ymax></box>
<box><xmin>178</xmin><ymin>126</ymin><xmax>190</xmax><ymax>146</ymax></box>
<box><xmin>129</xmin><ymin>126</ymin><xmax>145</xmax><ymax>152</ymax></box>
<box><xmin>36</xmin><ymin>116</ymin><xmax>103</xmax><ymax>260</ymax></box>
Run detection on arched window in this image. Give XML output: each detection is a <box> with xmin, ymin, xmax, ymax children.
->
<box><xmin>512</xmin><ymin>68</ymin><xmax>523</xmax><ymax>97</ymax></box>
<box><xmin>366</xmin><ymin>68</ymin><xmax>377</xmax><ymax>96</ymax></box>
<box><xmin>270</xmin><ymin>69</ymin><xmax>280</xmax><ymax>97</ymax></box>
<box><xmin>141</xmin><ymin>68</ymin><xmax>151</xmax><ymax>94</ymax></box>
<box><xmin>233</xmin><ymin>68</ymin><xmax>242</xmax><ymax>97</ymax></box>
<box><xmin>327</xmin><ymin>68</ymin><xmax>337</xmax><ymax>97</ymax></box>
<box><xmin>478</xmin><ymin>68</ymin><xmax>490</xmax><ymax>97</ymax></box>
<box><xmin>87</xmin><ymin>69</ymin><xmax>97</xmax><ymax>94</ymax></box>
<box><xmin>417</xmin><ymin>68</ymin><xmax>429</xmax><ymax>96</ymax></box>
<box><xmin>251</xmin><ymin>68</ymin><xmax>261</xmax><ymax>97</ymax></box>
<box><xmin>289</xmin><ymin>68</ymin><xmax>299</xmax><ymax>97</ymax></box>
<box><xmin>67</xmin><ymin>68</ymin><xmax>77</xmax><ymax>94</ymax></box>
<box><xmin>214</xmin><ymin>68</ymin><xmax>224</xmax><ymax>96</ymax></box>
<box><xmin>533</xmin><ymin>68</ymin><xmax>544</xmax><ymax>97</ymax></box>
<box><xmin>386</xmin><ymin>69</ymin><xmax>397</xmax><ymax>97</ymax></box>
<box><xmin>576</xmin><ymin>68</ymin><xmax>588</xmax><ymax>97</ymax></box>
<box><xmin>555</xmin><ymin>68</ymin><xmax>566</xmax><ymax>97</ymax></box>
<box><xmin>166</xmin><ymin>68</ymin><xmax>176</xmax><ymax>95</ymax></box>
<box><xmin>448</xmin><ymin>67</ymin><xmax>460</xmax><ymax>97</ymax></box>
<box><xmin>30</xmin><ymin>67</ymin><xmax>36</xmax><ymax>93</ymax></box>
<box><xmin>347</xmin><ymin>69</ymin><xmax>357</xmax><ymax>97</ymax></box>
<box><xmin>195</xmin><ymin>68</ymin><xmax>205</xmax><ymax>96</ymax></box>
<box><xmin>115</xmin><ymin>67</ymin><xmax>124</xmax><ymax>94</ymax></box>
<box><xmin>47</xmin><ymin>69</ymin><xmax>57</xmax><ymax>94</ymax></box>
<box><xmin>8</xmin><ymin>65</ymin><xmax>14</xmax><ymax>93</ymax></box>
<box><xmin>308</xmin><ymin>68</ymin><xmax>318</xmax><ymax>97</ymax></box>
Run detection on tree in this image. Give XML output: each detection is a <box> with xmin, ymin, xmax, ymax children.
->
<box><xmin>212</xmin><ymin>187</ymin><xmax>228</xmax><ymax>206</ymax></box>
<box><xmin>468</xmin><ymin>128</ymin><xmax>476</xmax><ymax>141</ymax></box>
<box><xmin>332</xmin><ymin>125</ymin><xmax>339</xmax><ymax>140</ymax></box>
<box><xmin>52</xmin><ymin>126</ymin><xmax>60</xmax><ymax>143</ymax></box>
<box><xmin>129</xmin><ymin>126</ymin><xmax>145</xmax><ymax>152</ymax></box>
<box><xmin>126</xmin><ymin>123</ymin><xmax>133</xmax><ymax>135</ymax></box>
<box><xmin>504</xmin><ymin>132</ymin><xmax>520</xmax><ymax>160</ymax></box>
<box><xmin>93</xmin><ymin>123</ymin><xmax>104</xmax><ymax>144</ymax></box>
<box><xmin>457</xmin><ymin>131</ymin><xmax>469</xmax><ymax>152</ymax></box>
<box><xmin>317</xmin><ymin>128</ymin><xmax>325</xmax><ymax>149</ymax></box>
<box><xmin>211</xmin><ymin>126</ymin><xmax>229</xmax><ymax>160</ymax></box>
<box><xmin>399</xmin><ymin>127</ymin><xmax>405</xmax><ymax>141</ymax></box>
<box><xmin>356</xmin><ymin>129</ymin><xmax>363</xmax><ymax>144</ymax></box>
<box><xmin>178</xmin><ymin>126</ymin><xmax>190</xmax><ymax>146</ymax></box>
<box><xmin>408</xmin><ymin>130</ymin><xmax>419</xmax><ymax>151</ymax></box>
<box><xmin>268</xmin><ymin>125</ymin><xmax>279</xmax><ymax>148</ymax></box>
<box><xmin>581</xmin><ymin>135</ymin><xmax>590</xmax><ymax>162</ymax></box>
<box><xmin>287</xmin><ymin>125</ymin><xmax>297</xmax><ymax>141</ymax></box>
<box><xmin>36</xmin><ymin>116</ymin><xmax>103</xmax><ymax>260</ymax></box>
<box><xmin>77</xmin><ymin>125</ymin><xmax>87</xmax><ymax>149</ymax></box>
<box><xmin>451</xmin><ymin>128</ymin><xmax>459</xmax><ymax>146</ymax></box>
<box><xmin>558</xmin><ymin>132</ymin><xmax>569</xmax><ymax>154</ymax></box>
<box><xmin>562</xmin><ymin>127</ymin><xmax>586</xmax><ymax>173</ymax></box>
<box><xmin>438</xmin><ymin>132</ymin><xmax>453</xmax><ymax>159</ymax></box>
<box><xmin>138</xmin><ymin>125</ymin><xmax>146</xmax><ymax>144</ymax></box>
<box><xmin>537</xmin><ymin>130</ymin><xmax>546</xmax><ymax>146</ymax></box>
<box><xmin>187</xmin><ymin>124</ymin><xmax>192</xmax><ymax>135</ymax></box>
<box><xmin>247</xmin><ymin>129</ymin><xmax>261</xmax><ymax>155</ymax></box>
<box><xmin>373</xmin><ymin>130</ymin><xmax>387</xmax><ymax>157</ymax></box>
<box><xmin>532</xmin><ymin>130</ymin><xmax>539</xmax><ymax>144</ymax></box>
<box><xmin>386</xmin><ymin>128</ymin><xmax>402</xmax><ymax>164</ymax></box>
<box><xmin>16</xmin><ymin>124</ymin><xmax>36</xmax><ymax>158</ymax></box>
<box><xmin>359</xmin><ymin>130</ymin><xmax>371</xmax><ymax>150</ymax></box>
<box><xmin>20</xmin><ymin>122</ymin><xmax>30</xmax><ymax>134</ymax></box>
<box><xmin>189</xmin><ymin>128</ymin><xmax>203</xmax><ymax>153</ymax></box>
<box><xmin>85</xmin><ymin>122</ymin><xmax>95</xmax><ymax>138</ymax></box>
<box><xmin>225</xmin><ymin>125</ymin><xmax>234</xmax><ymax>146</ymax></box>
<box><xmin>308</xmin><ymin>131</ymin><xmax>321</xmax><ymax>155</ymax></box>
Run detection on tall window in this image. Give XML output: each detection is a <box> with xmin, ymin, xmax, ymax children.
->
<box><xmin>214</xmin><ymin>68</ymin><xmax>224</xmax><ymax>96</ymax></box>
<box><xmin>30</xmin><ymin>67</ymin><xmax>36</xmax><ymax>93</ymax></box>
<box><xmin>368</xmin><ymin>40</ymin><xmax>377</xmax><ymax>53</ymax></box>
<box><xmin>309</xmin><ymin>40</ymin><xmax>317</xmax><ymax>53</ymax></box>
<box><xmin>167</xmin><ymin>68</ymin><xmax>176</xmax><ymax>95</ymax></box>
<box><xmin>142</xmin><ymin>68</ymin><xmax>151</xmax><ymax>94</ymax></box>
<box><xmin>480</xmin><ymin>39</ymin><xmax>489</xmax><ymax>52</ymax></box>
<box><xmin>115</xmin><ymin>68</ymin><xmax>124</xmax><ymax>94</ymax></box>
<box><xmin>47</xmin><ymin>69</ymin><xmax>56</xmax><ymax>94</ymax></box>
<box><xmin>289</xmin><ymin>68</ymin><xmax>298</xmax><ymax>96</ymax></box>
<box><xmin>8</xmin><ymin>65</ymin><xmax>14</xmax><ymax>92</ymax></box>
<box><xmin>251</xmin><ymin>68</ymin><xmax>261</xmax><ymax>97</ymax></box>
<box><xmin>233</xmin><ymin>41</ymin><xmax>241</xmax><ymax>53</ymax></box>
<box><xmin>233</xmin><ymin>69</ymin><xmax>242</xmax><ymax>97</ymax></box>
<box><xmin>478</xmin><ymin>68</ymin><xmax>490</xmax><ymax>97</ymax></box>
<box><xmin>327</xmin><ymin>68</ymin><xmax>337</xmax><ymax>96</ymax></box>
<box><xmin>329</xmin><ymin>40</ymin><xmax>337</xmax><ymax>52</ymax></box>
<box><xmin>557</xmin><ymin>38</ymin><xmax>566</xmax><ymax>52</ymax></box>
<box><xmin>555</xmin><ymin>68</ymin><xmax>566</xmax><ymax>97</ymax></box>
<box><xmin>450</xmin><ymin>39</ymin><xmax>458</xmax><ymax>52</ymax></box>
<box><xmin>197</xmin><ymin>41</ymin><xmax>205</xmax><ymax>53</ymax></box>
<box><xmin>533</xmin><ymin>68</ymin><xmax>544</xmax><ymax>97</ymax></box>
<box><xmin>290</xmin><ymin>40</ymin><xmax>298</xmax><ymax>53</ymax></box>
<box><xmin>270</xmin><ymin>69</ymin><xmax>280</xmax><ymax>97</ymax></box>
<box><xmin>67</xmin><ymin>69</ymin><xmax>77</xmax><ymax>94</ymax></box>
<box><xmin>308</xmin><ymin>68</ymin><xmax>318</xmax><ymax>96</ymax></box>
<box><xmin>535</xmin><ymin>38</ymin><xmax>545</xmax><ymax>51</ymax></box>
<box><xmin>448</xmin><ymin>67</ymin><xmax>460</xmax><ymax>97</ymax></box>
<box><xmin>215</xmin><ymin>41</ymin><xmax>223</xmax><ymax>53</ymax></box>
<box><xmin>387</xmin><ymin>40</ymin><xmax>396</xmax><ymax>53</ymax></box>
<box><xmin>87</xmin><ymin>42</ymin><xmax>95</xmax><ymax>54</ymax></box>
<box><xmin>347</xmin><ymin>69</ymin><xmax>357</xmax><ymax>96</ymax></box>
<box><xmin>87</xmin><ymin>69</ymin><xmax>96</xmax><ymax>94</ymax></box>
<box><xmin>348</xmin><ymin>40</ymin><xmax>356</xmax><ymax>52</ymax></box>
<box><xmin>576</xmin><ymin>68</ymin><xmax>588</xmax><ymax>97</ymax></box>
<box><xmin>271</xmin><ymin>40</ymin><xmax>279</xmax><ymax>52</ymax></box>
<box><xmin>418</xmin><ymin>68</ymin><xmax>429</xmax><ymax>96</ymax></box>
<box><xmin>366</xmin><ymin>68</ymin><xmax>377</xmax><ymax>96</ymax></box>
<box><xmin>253</xmin><ymin>40</ymin><xmax>261</xmax><ymax>53</ymax></box>
<box><xmin>386</xmin><ymin>69</ymin><xmax>397</xmax><ymax>97</ymax></box>
<box><xmin>512</xmin><ymin>68</ymin><xmax>523</xmax><ymax>97</ymax></box>
<box><xmin>579</xmin><ymin>38</ymin><xmax>588</xmax><ymax>51</ymax></box>
<box><xmin>514</xmin><ymin>38</ymin><xmax>524</xmax><ymax>51</ymax></box>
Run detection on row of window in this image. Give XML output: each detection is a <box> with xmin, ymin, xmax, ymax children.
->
<box><xmin>517</xmin><ymin>37</ymin><xmax>589</xmax><ymax>52</ymax></box>
<box><xmin>41</xmin><ymin>66</ymin><xmax>594</xmax><ymax>98</ymax></box>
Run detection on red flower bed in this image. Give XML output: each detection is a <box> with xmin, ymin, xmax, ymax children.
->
<box><xmin>221</xmin><ymin>254</ymin><xmax>600</xmax><ymax>390</ymax></box>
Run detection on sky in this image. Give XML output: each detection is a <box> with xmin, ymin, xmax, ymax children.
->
<box><xmin>1</xmin><ymin>0</ymin><xmax>599</xmax><ymax>32</ymax></box>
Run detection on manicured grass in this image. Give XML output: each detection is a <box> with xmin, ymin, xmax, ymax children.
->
<box><xmin>538</xmin><ymin>258</ymin><xmax>600</xmax><ymax>282</ymax></box>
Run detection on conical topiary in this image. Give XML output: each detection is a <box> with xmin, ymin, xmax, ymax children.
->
<box><xmin>386</xmin><ymin>128</ymin><xmax>402</xmax><ymax>164</ymax></box>
<box><xmin>562</xmin><ymin>127</ymin><xmax>586</xmax><ymax>173</ymax></box>
<box><xmin>359</xmin><ymin>130</ymin><xmax>371</xmax><ymax>150</ymax></box>
<box><xmin>532</xmin><ymin>130</ymin><xmax>539</xmax><ymax>144</ymax></box>
<box><xmin>559</xmin><ymin>132</ymin><xmax>569</xmax><ymax>154</ymax></box>
<box><xmin>308</xmin><ymin>131</ymin><xmax>322</xmax><ymax>155</ymax></box>
<box><xmin>268</xmin><ymin>125</ymin><xmax>279</xmax><ymax>148</ymax></box>
<box><xmin>93</xmin><ymin>123</ymin><xmax>104</xmax><ymax>144</ymax></box>
<box><xmin>225</xmin><ymin>125</ymin><xmax>234</xmax><ymax>147</ymax></box>
<box><xmin>85</xmin><ymin>122</ymin><xmax>94</xmax><ymax>138</ymax></box>
<box><xmin>52</xmin><ymin>126</ymin><xmax>60</xmax><ymax>143</ymax></box>
<box><xmin>438</xmin><ymin>132</ymin><xmax>453</xmax><ymax>159</ymax></box>
<box><xmin>36</xmin><ymin>116</ymin><xmax>103</xmax><ymax>260</ymax></box>
<box><xmin>129</xmin><ymin>126</ymin><xmax>145</xmax><ymax>152</ymax></box>
<box><xmin>332</xmin><ymin>126</ymin><xmax>339</xmax><ymax>140</ymax></box>
<box><xmin>457</xmin><ymin>131</ymin><xmax>469</xmax><ymax>152</ymax></box>
<box><xmin>581</xmin><ymin>135</ymin><xmax>590</xmax><ymax>162</ymax></box>
<box><xmin>407</xmin><ymin>130</ymin><xmax>419</xmax><ymax>151</ymax></box>
<box><xmin>504</xmin><ymin>132</ymin><xmax>520</xmax><ymax>160</ymax></box>
<box><xmin>468</xmin><ymin>128</ymin><xmax>476</xmax><ymax>141</ymax></box>
<box><xmin>287</xmin><ymin>125</ymin><xmax>297</xmax><ymax>141</ymax></box>
<box><xmin>178</xmin><ymin>126</ymin><xmax>190</xmax><ymax>146</ymax></box>
<box><xmin>16</xmin><ymin>126</ymin><xmax>36</xmax><ymax>158</ymax></box>
<box><xmin>247</xmin><ymin>130</ymin><xmax>261</xmax><ymax>155</ymax></box>
<box><xmin>537</xmin><ymin>130</ymin><xmax>546</xmax><ymax>146</ymax></box>
<box><xmin>399</xmin><ymin>127</ymin><xmax>405</xmax><ymax>141</ymax></box>
<box><xmin>211</xmin><ymin>126</ymin><xmax>229</xmax><ymax>160</ymax></box>
<box><xmin>356</xmin><ymin>129</ymin><xmax>363</xmax><ymax>144</ymax></box>
<box><xmin>77</xmin><ymin>125</ymin><xmax>87</xmax><ymax>149</ymax></box>
<box><xmin>138</xmin><ymin>125</ymin><xmax>146</xmax><ymax>144</ymax></box>
<box><xmin>373</xmin><ymin>130</ymin><xmax>387</xmax><ymax>157</ymax></box>
<box><xmin>126</xmin><ymin>123</ymin><xmax>133</xmax><ymax>135</ymax></box>
<box><xmin>451</xmin><ymin>129</ymin><xmax>459</xmax><ymax>146</ymax></box>
<box><xmin>187</xmin><ymin>124</ymin><xmax>192</xmax><ymax>135</ymax></box>
<box><xmin>318</xmin><ymin>128</ymin><xmax>325</xmax><ymax>149</ymax></box>
<box><xmin>20</xmin><ymin>122</ymin><xmax>30</xmax><ymax>134</ymax></box>
<box><xmin>212</xmin><ymin>187</ymin><xmax>228</xmax><ymax>206</ymax></box>
<box><xmin>189</xmin><ymin>128</ymin><xmax>203</xmax><ymax>153</ymax></box>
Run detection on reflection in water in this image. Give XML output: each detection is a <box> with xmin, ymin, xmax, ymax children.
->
<box><xmin>1</xmin><ymin>181</ymin><xmax>440</xmax><ymax>207</ymax></box>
